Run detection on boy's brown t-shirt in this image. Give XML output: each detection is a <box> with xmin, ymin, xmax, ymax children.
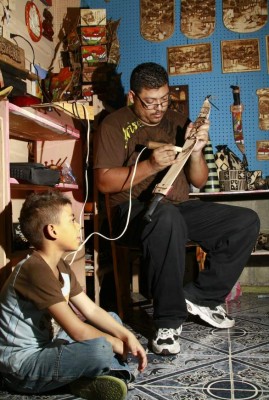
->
<box><xmin>94</xmin><ymin>106</ymin><xmax>190</xmax><ymax>208</ymax></box>
<box><xmin>14</xmin><ymin>251</ymin><xmax>82</xmax><ymax>309</ymax></box>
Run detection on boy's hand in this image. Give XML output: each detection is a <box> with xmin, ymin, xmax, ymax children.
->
<box><xmin>110</xmin><ymin>334</ymin><xmax>147</xmax><ymax>372</ymax></box>
<box><xmin>123</xmin><ymin>334</ymin><xmax>147</xmax><ymax>372</ymax></box>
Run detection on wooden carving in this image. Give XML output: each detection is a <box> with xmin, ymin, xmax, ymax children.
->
<box><xmin>223</xmin><ymin>0</ymin><xmax>267</xmax><ymax>33</ymax></box>
<box><xmin>256</xmin><ymin>88</ymin><xmax>269</xmax><ymax>131</ymax></box>
<box><xmin>140</xmin><ymin>0</ymin><xmax>175</xmax><ymax>42</ymax></box>
<box><xmin>180</xmin><ymin>0</ymin><xmax>215</xmax><ymax>39</ymax></box>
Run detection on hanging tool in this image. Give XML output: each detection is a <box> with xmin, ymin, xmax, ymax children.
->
<box><xmin>230</xmin><ymin>85</ymin><xmax>248</xmax><ymax>170</ymax></box>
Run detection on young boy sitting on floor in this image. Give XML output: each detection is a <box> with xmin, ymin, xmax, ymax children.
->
<box><xmin>0</xmin><ymin>191</ymin><xmax>147</xmax><ymax>400</ymax></box>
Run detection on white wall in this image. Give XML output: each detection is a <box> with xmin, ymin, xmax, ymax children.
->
<box><xmin>0</xmin><ymin>0</ymin><xmax>80</xmax><ymax>93</ymax></box>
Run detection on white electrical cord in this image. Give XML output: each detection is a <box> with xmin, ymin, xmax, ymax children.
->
<box><xmin>64</xmin><ymin>104</ymin><xmax>147</xmax><ymax>264</ymax></box>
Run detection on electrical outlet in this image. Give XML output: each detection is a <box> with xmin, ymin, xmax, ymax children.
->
<box><xmin>8</xmin><ymin>0</ymin><xmax>16</xmax><ymax>11</ymax></box>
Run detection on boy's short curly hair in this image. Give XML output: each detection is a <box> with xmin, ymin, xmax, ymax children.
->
<box><xmin>130</xmin><ymin>62</ymin><xmax>169</xmax><ymax>94</ymax></box>
<box><xmin>19</xmin><ymin>191</ymin><xmax>71</xmax><ymax>249</ymax></box>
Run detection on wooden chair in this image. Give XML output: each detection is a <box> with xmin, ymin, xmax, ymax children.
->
<box><xmin>105</xmin><ymin>194</ymin><xmax>205</xmax><ymax>320</ymax></box>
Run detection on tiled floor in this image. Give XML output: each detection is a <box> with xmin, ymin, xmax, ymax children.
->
<box><xmin>126</xmin><ymin>292</ymin><xmax>269</xmax><ymax>399</ymax></box>
<box><xmin>1</xmin><ymin>292</ymin><xmax>269</xmax><ymax>399</ymax></box>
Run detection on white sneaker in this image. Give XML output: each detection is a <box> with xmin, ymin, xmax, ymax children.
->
<box><xmin>151</xmin><ymin>326</ymin><xmax>182</xmax><ymax>355</ymax></box>
<box><xmin>186</xmin><ymin>299</ymin><xmax>235</xmax><ymax>329</ymax></box>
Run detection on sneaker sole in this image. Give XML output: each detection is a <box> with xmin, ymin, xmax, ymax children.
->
<box><xmin>70</xmin><ymin>375</ymin><xmax>127</xmax><ymax>400</ymax></box>
<box><xmin>186</xmin><ymin>300</ymin><xmax>235</xmax><ymax>329</ymax></box>
<box><xmin>152</xmin><ymin>346</ymin><xmax>180</xmax><ymax>356</ymax></box>
<box><xmin>151</xmin><ymin>340</ymin><xmax>181</xmax><ymax>356</ymax></box>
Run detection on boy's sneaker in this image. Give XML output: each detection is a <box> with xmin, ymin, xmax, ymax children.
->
<box><xmin>186</xmin><ymin>299</ymin><xmax>235</xmax><ymax>329</ymax></box>
<box><xmin>70</xmin><ymin>375</ymin><xmax>127</xmax><ymax>400</ymax></box>
<box><xmin>151</xmin><ymin>326</ymin><xmax>182</xmax><ymax>355</ymax></box>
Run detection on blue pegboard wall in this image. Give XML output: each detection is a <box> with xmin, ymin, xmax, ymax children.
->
<box><xmin>81</xmin><ymin>0</ymin><xmax>269</xmax><ymax>176</ymax></box>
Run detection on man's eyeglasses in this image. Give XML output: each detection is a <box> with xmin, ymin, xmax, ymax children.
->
<box><xmin>135</xmin><ymin>93</ymin><xmax>171</xmax><ymax>110</ymax></box>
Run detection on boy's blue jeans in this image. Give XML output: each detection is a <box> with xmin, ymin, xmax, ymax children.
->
<box><xmin>2</xmin><ymin>313</ymin><xmax>132</xmax><ymax>394</ymax></box>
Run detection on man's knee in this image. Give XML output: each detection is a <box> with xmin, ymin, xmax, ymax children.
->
<box><xmin>154</xmin><ymin>204</ymin><xmax>185</xmax><ymax>230</ymax></box>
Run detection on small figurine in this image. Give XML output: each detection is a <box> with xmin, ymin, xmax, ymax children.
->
<box><xmin>254</xmin><ymin>177</ymin><xmax>268</xmax><ymax>190</ymax></box>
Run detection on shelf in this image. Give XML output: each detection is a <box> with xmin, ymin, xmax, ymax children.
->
<box><xmin>190</xmin><ymin>189</ymin><xmax>269</xmax><ymax>199</ymax></box>
<box><xmin>9</xmin><ymin>103</ymin><xmax>80</xmax><ymax>141</ymax></box>
<box><xmin>11</xmin><ymin>182</ymin><xmax>79</xmax><ymax>192</ymax></box>
<box><xmin>251</xmin><ymin>249</ymin><xmax>269</xmax><ymax>256</ymax></box>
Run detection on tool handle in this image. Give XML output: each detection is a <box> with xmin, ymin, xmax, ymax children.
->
<box><xmin>144</xmin><ymin>194</ymin><xmax>164</xmax><ymax>223</ymax></box>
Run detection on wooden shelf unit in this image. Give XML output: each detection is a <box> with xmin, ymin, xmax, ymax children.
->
<box><xmin>9</xmin><ymin>103</ymin><xmax>80</xmax><ymax>141</ymax></box>
<box><xmin>0</xmin><ymin>100</ymin><xmax>86</xmax><ymax>290</ymax></box>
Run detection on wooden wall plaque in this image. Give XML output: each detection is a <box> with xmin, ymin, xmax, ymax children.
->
<box><xmin>0</xmin><ymin>37</ymin><xmax>25</xmax><ymax>71</ymax></box>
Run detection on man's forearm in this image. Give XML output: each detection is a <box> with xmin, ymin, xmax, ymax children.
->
<box><xmin>95</xmin><ymin>160</ymin><xmax>157</xmax><ymax>193</ymax></box>
<box><xmin>185</xmin><ymin>152</ymin><xmax>209</xmax><ymax>188</ymax></box>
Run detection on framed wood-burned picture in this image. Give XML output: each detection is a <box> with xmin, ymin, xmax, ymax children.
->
<box><xmin>256</xmin><ymin>140</ymin><xmax>269</xmax><ymax>160</ymax></box>
<box><xmin>167</xmin><ymin>43</ymin><xmax>212</xmax><ymax>76</ymax></box>
<box><xmin>265</xmin><ymin>35</ymin><xmax>269</xmax><ymax>74</ymax></box>
<box><xmin>221</xmin><ymin>39</ymin><xmax>260</xmax><ymax>73</ymax></box>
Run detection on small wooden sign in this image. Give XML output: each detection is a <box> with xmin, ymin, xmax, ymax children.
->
<box><xmin>80</xmin><ymin>9</ymin><xmax>106</xmax><ymax>26</ymax></box>
<box><xmin>0</xmin><ymin>37</ymin><xmax>25</xmax><ymax>71</ymax></box>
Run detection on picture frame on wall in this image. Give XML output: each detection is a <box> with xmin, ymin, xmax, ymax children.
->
<box><xmin>80</xmin><ymin>8</ymin><xmax>106</xmax><ymax>26</ymax></box>
<box><xmin>169</xmin><ymin>85</ymin><xmax>189</xmax><ymax>117</ymax></box>
<box><xmin>256</xmin><ymin>140</ymin><xmax>269</xmax><ymax>160</ymax></box>
<box><xmin>167</xmin><ymin>43</ymin><xmax>212</xmax><ymax>76</ymax></box>
<box><xmin>81</xmin><ymin>45</ymin><xmax>107</xmax><ymax>65</ymax></box>
<box><xmin>265</xmin><ymin>35</ymin><xmax>269</xmax><ymax>74</ymax></box>
<box><xmin>80</xmin><ymin>26</ymin><xmax>106</xmax><ymax>46</ymax></box>
<box><xmin>221</xmin><ymin>39</ymin><xmax>260</xmax><ymax>73</ymax></box>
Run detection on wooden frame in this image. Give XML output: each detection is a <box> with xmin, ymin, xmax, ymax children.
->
<box><xmin>80</xmin><ymin>8</ymin><xmax>106</xmax><ymax>26</ymax></box>
<box><xmin>80</xmin><ymin>26</ymin><xmax>106</xmax><ymax>46</ymax></box>
<box><xmin>167</xmin><ymin>43</ymin><xmax>212</xmax><ymax>76</ymax></box>
<box><xmin>140</xmin><ymin>0</ymin><xmax>175</xmax><ymax>42</ymax></box>
<box><xmin>81</xmin><ymin>45</ymin><xmax>107</xmax><ymax>65</ymax></box>
<box><xmin>256</xmin><ymin>140</ymin><xmax>269</xmax><ymax>160</ymax></box>
<box><xmin>265</xmin><ymin>35</ymin><xmax>269</xmax><ymax>74</ymax></box>
<box><xmin>169</xmin><ymin>85</ymin><xmax>189</xmax><ymax>116</ymax></box>
<box><xmin>221</xmin><ymin>39</ymin><xmax>260</xmax><ymax>73</ymax></box>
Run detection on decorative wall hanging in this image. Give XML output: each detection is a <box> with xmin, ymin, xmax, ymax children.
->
<box><xmin>80</xmin><ymin>26</ymin><xmax>106</xmax><ymax>45</ymax></box>
<box><xmin>180</xmin><ymin>0</ymin><xmax>215</xmax><ymax>39</ymax></box>
<box><xmin>256</xmin><ymin>88</ymin><xmax>269</xmax><ymax>130</ymax></box>
<box><xmin>25</xmin><ymin>1</ymin><xmax>42</xmax><ymax>42</ymax></box>
<box><xmin>42</xmin><ymin>8</ymin><xmax>54</xmax><ymax>41</ymax></box>
<box><xmin>169</xmin><ymin>85</ymin><xmax>189</xmax><ymax>117</ymax></box>
<box><xmin>256</xmin><ymin>140</ymin><xmax>269</xmax><ymax>160</ymax></box>
<box><xmin>221</xmin><ymin>39</ymin><xmax>260</xmax><ymax>73</ymax></box>
<box><xmin>167</xmin><ymin>43</ymin><xmax>212</xmax><ymax>76</ymax></box>
<box><xmin>106</xmin><ymin>18</ymin><xmax>121</xmax><ymax>65</ymax></box>
<box><xmin>265</xmin><ymin>35</ymin><xmax>269</xmax><ymax>74</ymax></box>
<box><xmin>81</xmin><ymin>45</ymin><xmax>107</xmax><ymax>64</ymax></box>
<box><xmin>0</xmin><ymin>37</ymin><xmax>25</xmax><ymax>70</ymax></box>
<box><xmin>140</xmin><ymin>0</ymin><xmax>175</xmax><ymax>42</ymax></box>
<box><xmin>230</xmin><ymin>85</ymin><xmax>248</xmax><ymax>170</ymax></box>
<box><xmin>80</xmin><ymin>8</ymin><xmax>106</xmax><ymax>26</ymax></box>
<box><xmin>223</xmin><ymin>0</ymin><xmax>267</xmax><ymax>33</ymax></box>
<box><xmin>39</xmin><ymin>0</ymin><xmax>52</xmax><ymax>6</ymax></box>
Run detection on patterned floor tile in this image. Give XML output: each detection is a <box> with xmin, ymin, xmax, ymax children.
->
<box><xmin>1</xmin><ymin>293</ymin><xmax>269</xmax><ymax>399</ymax></box>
